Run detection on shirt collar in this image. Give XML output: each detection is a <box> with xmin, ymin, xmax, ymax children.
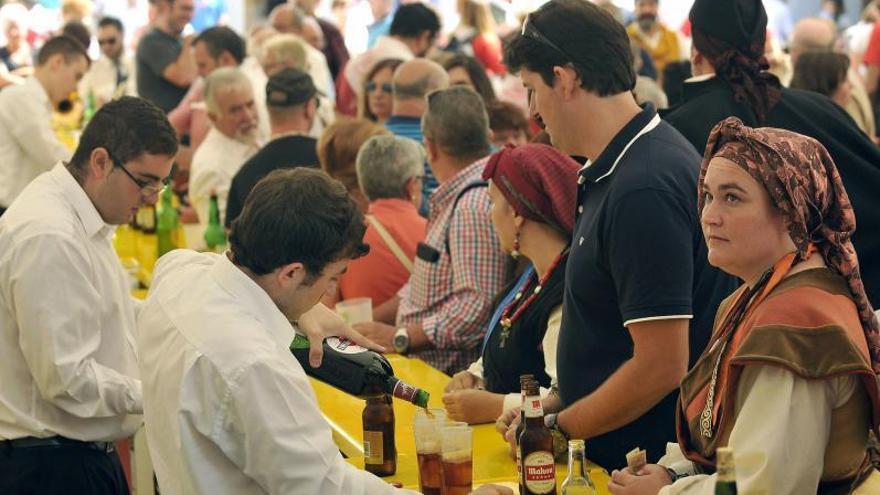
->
<box><xmin>684</xmin><ymin>73</ymin><xmax>716</xmax><ymax>84</ymax></box>
<box><xmin>427</xmin><ymin>156</ymin><xmax>488</xmax><ymax>214</ymax></box>
<box><xmin>49</xmin><ymin>163</ymin><xmax>114</xmax><ymax>240</ymax></box>
<box><xmin>211</xmin><ymin>253</ymin><xmax>295</xmax><ymax>350</ymax></box>
<box><xmin>578</xmin><ymin>104</ymin><xmax>661</xmax><ymax>183</ymax></box>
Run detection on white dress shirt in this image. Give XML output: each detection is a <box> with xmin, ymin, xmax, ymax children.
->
<box><xmin>78</xmin><ymin>54</ymin><xmax>137</xmax><ymax>105</ymax></box>
<box><xmin>188</xmin><ymin>127</ymin><xmax>257</xmax><ymax>226</ymax></box>
<box><xmin>658</xmin><ymin>366</ymin><xmax>860</xmax><ymax>495</ymax></box>
<box><xmin>0</xmin><ymin>77</ymin><xmax>71</xmax><ymax>207</ymax></box>
<box><xmin>137</xmin><ymin>250</ymin><xmax>412</xmax><ymax>495</ymax></box>
<box><xmin>0</xmin><ymin>163</ymin><xmax>142</xmax><ymax>441</ymax></box>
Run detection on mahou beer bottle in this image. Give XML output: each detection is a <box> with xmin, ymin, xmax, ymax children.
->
<box><xmin>519</xmin><ymin>381</ymin><xmax>556</xmax><ymax>495</ymax></box>
<box><xmin>715</xmin><ymin>447</ymin><xmax>737</xmax><ymax>495</ymax></box>
<box><xmin>363</xmin><ymin>394</ymin><xmax>396</xmax><ymax>476</ymax></box>
<box><xmin>289</xmin><ymin>333</ymin><xmax>430</xmax><ymax>406</ymax></box>
<box><xmin>516</xmin><ymin>374</ymin><xmax>536</xmax><ymax>493</ymax></box>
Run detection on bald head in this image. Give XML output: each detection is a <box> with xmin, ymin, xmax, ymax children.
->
<box><xmin>269</xmin><ymin>4</ymin><xmax>304</xmax><ymax>34</ymax></box>
<box><xmin>789</xmin><ymin>17</ymin><xmax>837</xmax><ymax>64</ymax></box>
<box><xmin>393</xmin><ymin>59</ymin><xmax>449</xmax><ymax>100</ymax></box>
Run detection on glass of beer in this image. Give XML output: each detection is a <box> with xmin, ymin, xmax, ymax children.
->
<box><xmin>414</xmin><ymin>412</ymin><xmax>445</xmax><ymax>495</ymax></box>
<box><xmin>440</xmin><ymin>425</ymin><xmax>473</xmax><ymax>495</ymax></box>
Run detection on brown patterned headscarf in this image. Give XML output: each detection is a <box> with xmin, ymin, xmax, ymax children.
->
<box><xmin>698</xmin><ymin>117</ymin><xmax>880</xmax><ymax>372</ymax></box>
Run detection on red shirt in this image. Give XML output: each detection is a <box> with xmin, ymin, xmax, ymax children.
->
<box><xmin>337</xmin><ymin>198</ymin><xmax>426</xmax><ymax>306</ymax></box>
<box><xmin>864</xmin><ymin>22</ymin><xmax>880</xmax><ymax>66</ymax></box>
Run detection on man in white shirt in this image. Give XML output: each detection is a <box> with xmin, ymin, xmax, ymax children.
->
<box><xmin>138</xmin><ymin>167</ymin><xmax>415</xmax><ymax>494</ymax></box>
<box><xmin>79</xmin><ymin>16</ymin><xmax>137</xmax><ymax>107</ymax></box>
<box><xmin>0</xmin><ymin>96</ymin><xmax>178</xmax><ymax>494</ymax></box>
<box><xmin>188</xmin><ymin>67</ymin><xmax>259</xmax><ymax>228</ymax></box>
<box><xmin>269</xmin><ymin>3</ymin><xmax>335</xmax><ymax>103</ymax></box>
<box><xmin>0</xmin><ymin>35</ymin><xmax>87</xmax><ymax>214</ymax></box>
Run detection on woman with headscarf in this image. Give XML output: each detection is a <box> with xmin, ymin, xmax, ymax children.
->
<box><xmin>609</xmin><ymin>117</ymin><xmax>880</xmax><ymax>495</ymax></box>
<box><xmin>663</xmin><ymin>0</ymin><xmax>880</xmax><ymax>307</ymax></box>
<box><xmin>442</xmin><ymin>143</ymin><xmax>579</xmax><ymax>425</ymax></box>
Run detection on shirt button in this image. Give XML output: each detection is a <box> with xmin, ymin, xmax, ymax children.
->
<box><xmin>578</xmin><ymin>205</ymin><xmax>584</xmax><ymax>214</ymax></box>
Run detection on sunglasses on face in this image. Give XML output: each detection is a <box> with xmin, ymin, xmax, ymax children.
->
<box><xmin>366</xmin><ymin>81</ymin><xmax>393</xmax><ymax>94</ymax></box>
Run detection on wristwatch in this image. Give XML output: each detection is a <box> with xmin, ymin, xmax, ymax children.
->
<box><xmin>392</xmin><ymin>327</ymin><xmax>410</xmax><ymax>354</ymax></box>
<box><xmin>544</xmin><ymin>413</ymin><xmax>569</xmax><ymax>459</ymax></box>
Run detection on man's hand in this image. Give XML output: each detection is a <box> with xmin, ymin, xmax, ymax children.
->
<box><xmin>442</xmin><ymin>389</ymin><xmax>503</xmax><ymax>424</ymax></box>
<box><xmin>470</xmin><ymin>484</ymin><xmax>515</xmax><ymax>495</ymax></box>
<box><xmin>501</xmin><ymin>411</ymin><xmax>522</xmax><ymax>459</ymax></box>
<box><xmin>608</xmin><ymin>464</ymin><xmax>673</xmax><ymax>495</ymax></box>
<box><xmin>445</xmin><ymin>371</ymin><xmax>483</xmax><ymax>392</ymax></box>
<box><xmin>352</xmin><ymin>321</ymin><xmax>397</xmax><ymax>351</ymax></box>
<box><xmin>298</xmin><ymin>304</ymin><xmax>385</xmax><ymax>367</ymax></box>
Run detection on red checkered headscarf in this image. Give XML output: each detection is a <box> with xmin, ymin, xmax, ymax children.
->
<box><xmin>482</xmin><ymin>144</ymin><xmax>580</xmax><ymax>236</ymax></box>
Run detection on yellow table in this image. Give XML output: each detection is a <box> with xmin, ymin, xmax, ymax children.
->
<box><xmin>310</xmin><ymin>354</ymin><xmax>611</xmax><ymax>493</ymax></box>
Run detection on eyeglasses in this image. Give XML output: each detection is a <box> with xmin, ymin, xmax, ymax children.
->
<box><xmin>107</xmin><ymin>150</ymin><xmax>170</xmax><ymax>195</ymax></box>
<box><xmin>366</xmin><ymin>81</ymin><xmax>393</xmax><ymax>94</ymax></box>
<box><xmin>521</xmin><ymin>13</ymin><xmax>572</xmax><ymax>60</ymax></box>
<box><xmin>98</xmin><ymin>37</ymin><xmax>118</xmax><ymax>46</ymax></box>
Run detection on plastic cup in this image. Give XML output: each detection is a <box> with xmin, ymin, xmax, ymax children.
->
<box><xmin>440</xmin><ymin>425</ymin><xmax>473</xmax><ymax>495</ymax></box>
<box><xmin>414</xmin><ymin>411</ymin><xmax>446</xmax><ymax>495</ymax></box>
<box><xmin>335</xmin><ymin>297</ymin><xmax>373</xmax><ymax>325</ymax></box>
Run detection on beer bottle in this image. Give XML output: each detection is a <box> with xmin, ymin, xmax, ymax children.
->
<box><xmin>363</xmin><ymin>394</ymin><xmax>396</xmax><ymax>476</ymax></box>
<box><xmin>561</xmin><ymin>440</ymin><xmax>596</xmax><ymax>495</ymax></box>
<box><xmin>519</xmin><ymin>380</ymin><xmax>556</xmax><ymax>495</ymax></box>
<box><xmin>203</xmin><ymin>194</ymin><xmax>227</xmax><ymax>253</ymax></box>
<box><xmin>289</xmin><ymin>333</ymin><xmax>430</xmax><ymax>407</ymax></box>
<box><xmin>516</xmin><ymin>374</ymin><xmax>536</xmax><ymax>493</ymax></box>
<box><xmin>156</xmin><ymin>187</ymin><xmax>180</xmax><ymax>258</ymax></box>
<box><xmin>715</xmin><ymin>447</ymin><xmax>737</xmax><ymax>495</ymax></box>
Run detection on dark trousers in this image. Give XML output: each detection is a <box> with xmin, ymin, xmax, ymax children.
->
<box><xmin>0</xmin><ymin>441</ymin><xmax>129</xmax><ymax>495</ymax></box>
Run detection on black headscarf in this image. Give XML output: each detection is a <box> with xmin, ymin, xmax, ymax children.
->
<box><xmin>689</xmin><ymin>0</ymin><xmax>782</xmax><ymax>123</ymax></box>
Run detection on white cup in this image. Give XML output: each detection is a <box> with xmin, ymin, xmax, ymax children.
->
<box><xmin>335</xmin><ymin>297</ymin><xmax>373</xmax><ymax>325</ymax></box>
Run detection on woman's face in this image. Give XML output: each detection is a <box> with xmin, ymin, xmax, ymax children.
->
<box><xmin>700</xmin><ymin>157</ymin><xmax>795</xmax><ymax>283</ymax></box>
<box><xmin>5</xmin><ymin>22</ymin><xmax>21</xmax><ymax>51</ymax></box>
<box><xmin>488</xmin><ymin>181</ymin><xmax>518</xmax><ymax>254</ymax></box>
<box><xmin>447</xmin><ymin>66</ymin><xmax>474</xmax><ymax>89</ymax></box>
<box><xmin>366</xmin><ymin>66</ymin><xmax>394</xmax><ymax>122</ymax></box>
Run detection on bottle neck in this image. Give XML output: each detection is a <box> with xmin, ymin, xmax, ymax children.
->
<box><xmin>568</xmin><ymin>448</ymin><xmax>587</xmax><ymax>478</ymax></box>
<box><xmin>523</xmin><ymin>393</ymin><xmax>544</xmax><ymax>419</ymax></box>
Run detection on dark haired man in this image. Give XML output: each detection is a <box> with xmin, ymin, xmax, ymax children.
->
<box><xmin>0</xmin><ymin>97</ymin><xmax>178</xmax><ymax>494</ymax></box>
<box><xmin>80</xmin><ymin>17</ymin><xmax>136</xmax><ymax>106</ymax></box>
<box><xmin>136</xmin><ymin>0</ymin><xmax>197</xmax><ymax>112</ymax></box>
<box><xmin>137</xmin><ymin>168</ymin><xmax>413</xmax><ymax>494</ymax></box>
<box><xmin>626</xmin><ymin>0</ymin><xmax>683</xmax><ymax>76</ymax></box>
<box><xmin>663</xmin><ymin>0</ymin><xmax>880</xmax><ymax>306</ymax></box>
<box><xmin>497</xmin><ymin>0</ymin><xmax>735</xmax><ymax>469</ymax></box>
<box><xmin>337</xmin><ymin>2</ymin><xmax>441</xmax><ymax>115</ymax></box>
<box><xmin>0</xmin><ymin>35</ymin><xmax>89</xmax><ymax>215</ymax></box>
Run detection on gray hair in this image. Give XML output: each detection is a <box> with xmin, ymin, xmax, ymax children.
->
<box><xmin>204</xmin><ymin>67</ymin><xmax>253</xmax><ymax>115</ymax></box>
<box><xmin>421</xmin><ymin>86</ymin><xmax>491</xmax><ymax>160</ymax></box>
<box><xmin>260</xmin><ymin>33</ymin><xmax>309</xmax><ymax>72</ymax></box>
<box><xmin>356</xmin><ymin>135</ymin><xmax>424</xmax><ymax>201</ymax></box>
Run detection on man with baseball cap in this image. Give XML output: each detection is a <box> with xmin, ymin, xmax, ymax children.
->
<box><xmin>226</xmin><ymin>68</ymin><xmax>321</xmax><ymax>226</ymax></box>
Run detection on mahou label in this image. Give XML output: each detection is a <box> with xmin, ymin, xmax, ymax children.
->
<box><xmin>523</xmin><ymin>451</ymin><xmax>556</xmax><ymax>493</ymax></box>
<box><xmin>326</xmin><ymin>336</ymin><xmax>368</xmax><ymax>354</ymax></box>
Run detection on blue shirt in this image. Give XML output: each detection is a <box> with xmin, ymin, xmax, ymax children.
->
<box><xmin>385</xmin><ymin>115</ymin><xmax>437</xmax><ymax>216</ymax></box>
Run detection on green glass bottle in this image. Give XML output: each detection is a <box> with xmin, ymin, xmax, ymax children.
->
<box><xmin>82</xmin><ymin>90</ymin><xmax>97</xmax><ymax>127</ymax></box>
<box><xmin>156</xmin><ymin>187</ymin><xmax>180</xmax><ymax>258</ymax></box>
<box><xmin>290</xmin><ymin>333</ymin><xmax>430</xmax><ymax>407</ymax></box>
<box><xmin>561</xmin><ymin>440</ymin><xmax>597</xmax><ymax>495</ymax></box>
<box><xmin>715</xmin><ymin>447</ymin><xmax>737</xmax><ymax>495</ymax></box>
<box><xmin>203</xmin><ymin>193</ymin><xmax>227</xmax><ymax>252</ymax></box>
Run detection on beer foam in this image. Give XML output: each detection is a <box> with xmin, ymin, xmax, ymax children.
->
<box><xmin>442</xmin><ymin>449</ymin><xmax>471</xmax><ymax>463</ymax></box>
<box><xmin>418</xmin><ymin>440</ymin><xmax>440</xmax><ymax>453</ymax></box>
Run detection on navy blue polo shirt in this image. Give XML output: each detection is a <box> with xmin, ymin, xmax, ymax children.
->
<box><xmin>556</xmin><ymin>105</ymin><xmax>737</xmax><ymax>469</ymax></box>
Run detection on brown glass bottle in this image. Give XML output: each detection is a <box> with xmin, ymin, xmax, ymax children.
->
<box><xmin>363</xmin><ymin>393</ymin><xmax>396</xmax><ymax>476</ymax></box>
<box><xmin>519</xmin><ymin>381</ymin><xmax>556</xmax><ymax>495</ymax></box>
<box><xmin>516</xmin><ymin>374</ymin><xmax>536</xmax><ymax>494</ymax></box>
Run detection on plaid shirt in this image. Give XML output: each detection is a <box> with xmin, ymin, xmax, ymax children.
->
<box><xmin>397</xmin><ymin>158</ymin><xmax>510</xmax><ymax>375</ymax></box>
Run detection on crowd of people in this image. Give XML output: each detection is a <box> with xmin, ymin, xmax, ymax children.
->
<box><xmin>2</xmin><ymin>0</ymin><xmax>880</xmax><ymax>494</ymax></box>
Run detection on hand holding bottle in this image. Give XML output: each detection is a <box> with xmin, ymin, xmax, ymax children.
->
<box><xmin>297</xmin><ymin>303</ymin><xmax>385</xmax><ymax>367</ymax></box>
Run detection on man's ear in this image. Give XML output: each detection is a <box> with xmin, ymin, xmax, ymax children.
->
<box><xmin>88</xmin><ymin>147</ymin><xmax>114</xmax><ymax>182</ymax></box>
<box><xmin>276</xmin><ymin>261</ymin><xmax>308</xmax><ymax>291</ymax></box>
<box><xmin>552</xmin><ymin>65</ymin><xmax>580</xmax><ymax>100</ymax></box>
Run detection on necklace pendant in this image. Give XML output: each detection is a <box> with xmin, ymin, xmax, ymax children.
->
<box><xmin>500</xmin><ymin>317</ymin><xmax>512</xmax><ymax>329</ymax></box>
<box><xmin>499</xmin><ymin>328</ymin><xmax>510</xmax><ymax>348</ymax></box>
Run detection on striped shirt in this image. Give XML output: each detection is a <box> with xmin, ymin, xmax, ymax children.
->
<box><xmin>396</xmin><ymin>157</ymin><xmax>510</xmax><ymax>375</ymax></box>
